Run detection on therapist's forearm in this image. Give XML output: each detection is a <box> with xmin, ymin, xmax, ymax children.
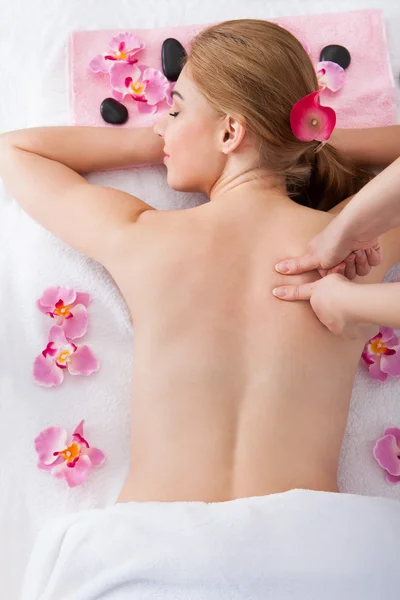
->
<box><xmin>0</xmin><ymin>125</ymin><xmax>164</xmax><ymax>174</ymax></box>
<box><xmin>335</xmin><ymin>156</ymin><xmax>400</xmax><ymax>241</ymax></box>
<box><xmin>348</xmin><ymin>282</ymin><xmax>400</xmax><ymax>330</ymax></box>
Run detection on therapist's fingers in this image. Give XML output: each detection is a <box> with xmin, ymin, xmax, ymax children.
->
<box><xmin>354</xmin><ymin>250</ymin><xmax>372</xmax><ymax>277</ymax></box>
<box><xmin>343</xmin><ymin>253</ymin><xmax>357</xmax><ymax>280</ymax></box>
<box><xmin>272</xmin><ymin>281</ymin><xmax>316</xmax><ymax>301</ymax></box>
<box><xmin>326</xmin><ymin>262</ymin><xmax>346</xmax><ymax>276</ymax></box>
<box><xmin>275</xmin><ymin>253</ymin><xmax>319</xmax><ymax>275</ymax></box>
<box><xmin>365</xmin><ymin>246</ymin><xmax>382</xmax><ymax>267</ymax></box>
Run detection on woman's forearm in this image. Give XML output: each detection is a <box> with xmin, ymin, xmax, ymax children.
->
<box><xmin>335</xmin><ymin>156</ymin><xmax>400</xmax><ymax>241</ymax></box>
<box><xmin>0</xmin><ymin>125</ymin><xmax>164</xmax><ymax>173</ymax></box>
<box><xmin>347</xmin><ymin>282</ymin><xmax>400</xmax><ymax>330</ymax></box>
<box><xmin>331</xmin><ymin>125</ymin><xmax>400</xmax><ymax>169</ymax></box>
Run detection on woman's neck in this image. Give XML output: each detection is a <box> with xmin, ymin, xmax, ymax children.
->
<box><xmin>208</xmin><ymin>166</ymin><xmax>291</xmax><ymax>210</ymax></box>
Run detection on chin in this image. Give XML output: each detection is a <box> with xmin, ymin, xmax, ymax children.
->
<box><xmin>167</xmin><ymin>173</ymin><xmax>200</xmax><ymax>194</ymax></box>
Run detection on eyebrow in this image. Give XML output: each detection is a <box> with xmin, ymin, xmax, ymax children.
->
<box><xmin>171</xmin><ymin>90</ymin><xmax>184</xmax><ymax>101</ymax></box>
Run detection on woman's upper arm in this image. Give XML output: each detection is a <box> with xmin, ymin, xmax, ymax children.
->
<box><xmin>327</xmin><ymin>194</ymin><xmax>355</xmax><ymax>216</ymax></box>
<box><xmin>331</xmin><ymin>126</ymin><xmax>400</xmax><ymax>169</ymax></box>
<box><xmin>0</xmin><ymin>143</ymin><xmax>154</xmax><ymax>266</ymax></box>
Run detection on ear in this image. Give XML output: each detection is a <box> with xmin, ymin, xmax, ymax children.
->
<box><xmin>221</xmin><ymin>115</ymin><xmax>246</xmax><ymax>154</ymax></box>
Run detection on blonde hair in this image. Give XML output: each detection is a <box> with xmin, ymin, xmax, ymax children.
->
<box><xmin>183</xmin><ymin>19</ymin><xmax>373</xmax><ymax>211</ymax></box>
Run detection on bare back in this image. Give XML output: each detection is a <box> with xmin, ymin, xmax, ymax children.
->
<box><xmin>112</xmin><ymin>196</ymin><xmax>391</xmax><ymax>503</ymax></box>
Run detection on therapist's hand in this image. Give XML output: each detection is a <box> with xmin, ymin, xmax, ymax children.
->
<box><xmin>275</xmin><ymin>217</ymin><xmax>382</xmax><ymax>280</ymax></box>
<box><xmin>272</xmin><ymin>273</ymin><xmax>379</xmax><ymax>341</ymax></box>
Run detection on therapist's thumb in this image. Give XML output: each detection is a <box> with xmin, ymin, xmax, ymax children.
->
<box><xmin>275</xmin><ymin>253</ymin><xmax>319</xmax><ymax>275</ymax></box>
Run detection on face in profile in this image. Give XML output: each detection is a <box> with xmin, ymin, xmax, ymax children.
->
<box><xmin>153</xmin><ymin>65</ymin><xmax>227</xmax><ymax>195</ymax></box>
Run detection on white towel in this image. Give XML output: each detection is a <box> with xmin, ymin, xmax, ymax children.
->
<box><xmin>1</xmin><ymin>1</ymin><xmax>400</xmax><ymax>599</ymax></box>
<box><xmin>21</xmin><ymin>489</ymin><xmax>400</xmax><ymax>600</ymax></box>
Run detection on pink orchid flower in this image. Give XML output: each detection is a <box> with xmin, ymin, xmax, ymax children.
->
<box><xmin>110</xmin><ymin>62</ymin><xmax>173</xmax><ymax>114</ymax></box>
<box><xmin>301</xmin><ymin>40</ymin><xmax>311</xmax><ymax>56</ymax></box>
<box><xmin>34</xmin><ymin>325</ymin><xmax>99</xmax><ymax>387</ymax></box>
<box><xmin>290</xmin><ymin>89</ymin><xmax>336</xmax><ymax>142</ymax></box>
<box><xmin>316</xmin><ymin>61</ymin><xmax>345</xmax><ymax>92</ymax></box>
<box><xmin>373</xmin><ymin>427</ymin><xmax>400</xmax><ymax>484</ymax></box>
<box><xmin>88</xmin><ymin>32</ymin><xmax>145</xmax><ymax>74</ymax></box>
<box><xmin>362</xmin><ymin>327</ymin><xmax>400</xmax><ymax>381</ymax></box>
<box><xmin>37</xmin><ymin>286</ymin><xmax>90</xmax><ymax>340</ymax></box>
<box><xmin>35</xmin><ymin>420</ymin><xmax>105</xmax><ymax>487</ymax></box>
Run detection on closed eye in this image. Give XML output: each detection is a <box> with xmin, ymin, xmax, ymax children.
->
<box><xmin>168</xmin><ymin>111</ymin><xmax>180</xmax><ymax>118</ymax></box>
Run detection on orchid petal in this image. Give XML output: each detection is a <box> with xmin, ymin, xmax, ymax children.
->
<box><xmin>380</xmin><ymin>349</ymin><xmax>400</xmax><ymax>377</ymax></box>
<box><xmin>373</xmin><ymin>435</ymin><xmax>400</xmax><ymax>476</ymax></box>
<box><xmin>48</xmin><ymin>325</ymin><xmax>69</xmax><ymax>348</ymax></box>
<box><xmin>316</xmin><ymin>61</ymin><xmax>345</xmax><ymax>92</ymax></box>
<box><xmin>37</xmin><ymin>456</ymin><xmax>64</xmax><ymax>471</ymax></box>
<box><xmin>384</xmin><ymin>428</ymin><xmax>400</xmax><ymax>446</ymax></box>
<box><xmin>38</xmin><ymin>287</ymin><xmax>61</xmax><ymax>310</ymax></box>
<box><xmin>368</xmin><ymin>359</ymin><xmax>388</xmax><ymax>381</ymax></box>
<box><xmin>63</xmin><ymin>304</ymin><xmax>88</xmax><ymax>341</ymax></box>
<box><xmin>361</xmin><ymin>349</ymin><xmax>375</xmax><ymax>366</ymax></box>
<box><xmin>56</xmin><ymin>287</ymin><xmax>77</xmax><ymax>306</ymax></box>
<box><xmin>68</xmin><ymin>345</ymin><xmax>100</xmax><ymax>376</ymax></box>
<box><xmin>380</xmin><ymin>327</ymin><xmax>398</xmax><ymax>345</ymax></box>
<box><xmin>35</xmin><ymin>427</ymin><xmax>68</xmax><ymax>465</ymax></box>
<box><xmin>141</xmin><ymin>68</ymin><xmax>170</xmax><ymax>105</ymax></box>
<box><xmin>108</xmin><ymin>33</ymin><xmax>145</xmax><ymax>55</ymax></box>
<box><xmin>111</xmin><ymin>89</ymin><xmax>124</xmax><ymax>102</ymax></box>
<box><xmin>88</xmin><ymin>54</ymin><xmax>110</xmax><ymax>73</ymax></box>
<box><xmin>73</xmin><ymin>420</ymin><xmax>85</xmax><ymax>439</ymax></box>
<box><xmin>109</xmin><ymin>62</ymin><xmax>142</xmax><ymax>98</ymax></box>
<box><xmin>73</xmin><ymin>292</ymin><xmax>91</xmax><ymax>308</ymax></box>
<box><xmin>33</xmin><ymin>354</ymin><xmax>64</xmax><ymax>387</ymax></box>
<box><xmin>52</xmin><ymin>455</ymin><xmax>92</xmax><ymax>488</ymax></box>
<box><xmin>137</xmin><ymin>102</ymin><xmax>158</xmax><ymax>114</ymax></box>
<box><xmin>301</xmin><ymin>40</ymin><xmax>311</xmax><ymax>56</ymax></box>
<box><xmin>84</xmin><ymin>447</ymin><xmax>106</xmax><ymax>468</ymax></box>
<box><xmin>386</xmin><ymin>472</ymin><xmax>400</xmax><ymax>484</ymax></box>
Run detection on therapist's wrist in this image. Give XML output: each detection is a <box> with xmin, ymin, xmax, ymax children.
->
<box><xmin>345</xmin><ymin>282</ymin><xmax>383</xmax><ymax>328</ymax></box>
<box><xmin>333</xmin><ymin>207</ymin><xmax>381</xmax><ymax>251</ymax></box>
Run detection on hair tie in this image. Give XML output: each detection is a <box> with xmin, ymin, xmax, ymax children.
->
<box><xmin>314</xmin><ymin>140</ymin><xmax>327</xmax><ymax>154</ymax></box>
<box><xmin>290</xmin><ymin>89</ymin><xmax>336</xmax><ymax>145</ymax></box>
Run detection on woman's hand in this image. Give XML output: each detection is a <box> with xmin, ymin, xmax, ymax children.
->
<box><xmin>272</xmin><ymin>273</ymin><xmax>380</xmax><ymax>341</ymax></box>
<box><xmin>275</xmin><ymin>216</ymin><xmax>382</xmax><ymax>280</ymax></box>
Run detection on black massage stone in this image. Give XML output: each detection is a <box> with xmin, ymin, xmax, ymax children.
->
<box><xmin>100</xmin><ymin>98</ymin><xmax>129</xmax><ymax>125</ymax></box>
<box><xmin>319</xmin><ymin>45</ymin><xmax>351</xmax><ymax>70</ymax></box>
<box><xmin>162</xmin><ymin>38</ymin><xmax>187</xmax><ymax>81</ymax></box>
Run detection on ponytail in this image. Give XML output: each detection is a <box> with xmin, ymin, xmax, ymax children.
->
<box><xmin>288</xmin><ymin>142</ymin><xmax>375</xmax><ymax>212</ymax></box>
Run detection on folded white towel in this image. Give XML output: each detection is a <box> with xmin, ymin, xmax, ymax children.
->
<box><xmin>21</xmin><ymin>489</ymin><xmax>400</xmax><ymax>600</ymax></box>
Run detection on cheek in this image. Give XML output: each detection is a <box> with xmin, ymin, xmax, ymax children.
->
<box><xmin>167</xmin><ymin>120</ymin><xmax>220</xmax><ymax>190</ymax></box>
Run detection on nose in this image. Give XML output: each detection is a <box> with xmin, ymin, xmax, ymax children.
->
<box><xmin>153</xmin><ymin>114</ymin><xmax>166</xmax><ymax>138</ymax></box>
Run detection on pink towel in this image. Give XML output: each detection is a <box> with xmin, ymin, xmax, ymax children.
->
<box><xmin>68</xmin><ymin>9</ymin><xmax>396</xmax><ymax>161</ymax></box>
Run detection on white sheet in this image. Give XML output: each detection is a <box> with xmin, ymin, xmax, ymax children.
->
<box><xmin>21</xmin><ymin>489</ymin><xmax>400</xmax><ymax>600</ymax></box>
<box><xmin>1</xmin><ymin>1</ymin><xmax>400</xmax><ymax>598</ymax></box>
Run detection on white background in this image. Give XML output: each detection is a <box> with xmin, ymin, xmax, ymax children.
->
<box><xmin>0</xmin><ymin>1</ymin><xmax>400</xmax><ymax>598</ymax></box>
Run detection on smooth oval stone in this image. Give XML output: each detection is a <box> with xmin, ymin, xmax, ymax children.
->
<box><xmin>319</xmin><ymin>45</ymin><xmax>351</xmax><ymax>70</ymax></box>
<box><xmin>100</xmin><ymin>98</ymin><xmax>129</xmax><ymax>125</ymax></box>
<box><xmin>162</xmin><ymin>38</ymin><xmax>187</xmax><ymax>81</ymax></box>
